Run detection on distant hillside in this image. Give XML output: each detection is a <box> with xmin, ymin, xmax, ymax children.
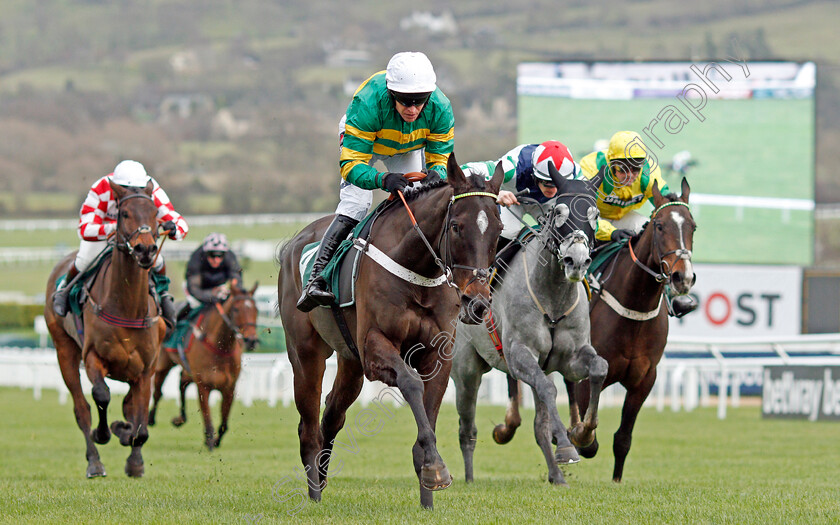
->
<box><xmin>0</xmin><ymin>1</ymin><xmax>838</xmax><ymax>258</ymax></box>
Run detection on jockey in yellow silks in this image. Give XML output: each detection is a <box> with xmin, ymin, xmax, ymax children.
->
<box><xmin>579</xmin><ymin>131</ymin><xmax>697</xmax><ymax>318</ymax></box>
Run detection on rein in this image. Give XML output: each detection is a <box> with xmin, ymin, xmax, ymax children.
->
<box><xmin>627</xmin><ymin>200</ymin><xmax>692</xmax><ymax>283</ymax></box>
<box><xmin>394</xmin><ymin>187</ymin><xmax>499</xmax><ymax>289</ymax></box>
<box><xmin>521</xmin><ymin>244</ymin><xmax>580</xmax><ymax>327</ymax></box>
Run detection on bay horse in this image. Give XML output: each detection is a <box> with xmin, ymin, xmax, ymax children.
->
<box><xmin>148</xmin><ymin>281</ymin><xmax>260</xmax><ymax>450</ymax></box>
<box><xmin>277</xmin><ymin>153</ymin><xmax>503</xmax><ymax>509</ymax></box>
<box><xmin>452</xmin><ymin>170</ymin><xmax>607</xmax><ymax>487</ymax></box>
<box><xmin>492</xmin><ymin>178</ymin><xmax>696</xmax><ymax>483</ymax></box>
<box><xmin>44</xmin><ymin>180</ymin><xmax>166</xmax><ymax>478</ymax></box>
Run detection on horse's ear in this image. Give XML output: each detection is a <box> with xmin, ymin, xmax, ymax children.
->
<box><xmin>144</xmin><ymin>179</ymin><xmax>154</xmax><ymax>196</ymax></box>
<box><xmin>680</xmin><ymin>177</ymin><xmax>691</xmax><ymax>204</ymax></box>
<box><xmin>651</xmin><ymin>179</ymin><xmax>666</xmax><ymax>207</ymax></box>
<box><xmin>547</xmin><ymin>161</ymin><xmax>567</xmax><ymax>192</ymax></box>
<box><xmin>488</xmin><ymin>161</ymin><xmax>504</xmax><ymax>194</ymax></box>
<box><xmin>250</xmin><ymin>282</ymin><xmax>259</xmax><ymax>295</ymax></box>
<box><xmin>446</xmin><ymin>152</ymin><xmax>468</xmax><ymax>191</ymax></box>
<box><xmin>109</xmin><ymin>178</ymin><xmax>127</xmax><ymax>200</ymax></box>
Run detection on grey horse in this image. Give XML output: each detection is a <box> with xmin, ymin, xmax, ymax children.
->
<box><xmin>452</xmin><ymin>170</ymin><xmax>608</xmax><ymax>487</ymax></box>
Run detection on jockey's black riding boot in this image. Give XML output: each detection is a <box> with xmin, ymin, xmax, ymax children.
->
<box><xmin>665</xmin><ymin>285</ymin><xmax>698</xmax><ymax>318</ymax></box>
<box><xmin>51</xmin><ymin>265</ymin><xmax>81</xmax><ymax>317</ymax></box>
<box><xmin>297</xmin><ymin>214</ymin><xmax>358</xmax><ymax>312</ymax></box>
<box><xmin>160</xmin><ymin>292</ymin><xmax>176</xmax><ymax>330</ymax></box>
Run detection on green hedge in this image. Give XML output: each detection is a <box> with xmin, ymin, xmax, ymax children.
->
<box><xmin>0</xmin><ymin>303</ymin><xmax>44</xmax><ymax>329</ymax></box>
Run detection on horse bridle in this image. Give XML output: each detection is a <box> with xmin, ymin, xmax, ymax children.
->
<box><xmin>114</xmin><ymin>192</ymin><xmax>160</xmax><ymax>269</ymax></box>
<box><xmin>437</xmin><ymin>190</ymin><xmax>500</xmax><ymax>289</ymax></box>
<box><xmin>628</xmin><ymin>201</ymin><xmax>692</xmax><ymax>283</ymax></box>
<box><xmin>214</xmin><ymin>292</ymin><xmax>258</xmax><ymax>344</ymax></box>
<box><xmin>539</xmin><ymin>192</ymin><xmax>597</xmax><ymax>256</ymax></box>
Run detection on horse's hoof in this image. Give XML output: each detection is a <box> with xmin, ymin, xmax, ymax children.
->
<box><xmin>86</xmin><ymin>461</ymin><xmax>106</xmax><ymax>478</ymax></box>
<box><xmin>492</xmin><ymin>424</ymin><xmax>516</xmax><ymax>445</ymax></box>
<box><xmin>91</xmin><ymin>427</ymin><xmax>111</xmax><ymax>445</ymax></box>
<box><xmin>549</xmin><ymin>476</ymin><xmax>570</xmax><ymax>488</ymax></box>
<box><xmin>578</xmin><ymin>437</ymin><xmax>599</xmax><ymax>459</ymax></box>
<box><xmin>420</xmin><ymin>463</ymin><xmax>453</xmax><ymax>491</ymax></box>
<box><xmin>568</xmin><ymin>424</ymin><xmax>596</xmax><ymax>449</ymax></box>
<box><xmin>171</xmin><ymin>416</ymin><xmax>186</xmax><ymax>427</ymax></box>
<box><xmin>555</xmin><ymin>446</ymin><xmax>580</xmax><ymax>465</ymax></box>
<box><xmin>125</xmin><ymin>461</ymin><xmax>144</xmax><ymax>478</ymax></box>
<box><xmin>111</xmin><ymin>421</ymin><xmax>133</xmax><ymax>446</ymax></box>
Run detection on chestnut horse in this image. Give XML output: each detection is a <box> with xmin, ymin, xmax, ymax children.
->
<box><xmin>277</xmin><ymin>154</ymin><xmax>503</xmax><ymax>509</ymax></box>
<box><xmin>45</xmin><ymin>180</ymin><xmax>166</xmax><ymax>478</ymax></box>
<box><xmin>492</xmin><ymin>178</ymin><xmax>696</xmax><ymax>483</ymax></box>
<box><xmin>149</xmin><ymin>281</ymin><xmax>260</xmax><ymax>450</ymax></box>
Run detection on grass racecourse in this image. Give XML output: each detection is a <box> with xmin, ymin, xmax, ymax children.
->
<box><xmin>1</xmin><ymin>387</ymin><xmax>839</xmax><ymax>524</ymax></box>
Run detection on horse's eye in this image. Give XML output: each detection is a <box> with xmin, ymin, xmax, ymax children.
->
<box><xmin>451</xmin><ymin>222</ymin><xmax>461</xmax><ymax>233</ymax></box>
<box><xmin>121</xmin><ymin>211</ymin><xmax>129</xmax><ymax>219</ymax></box>
<box><xmin>655</xmin><ymin>222</ymin><xmax>663</xmax><ymax>231</ymax></box>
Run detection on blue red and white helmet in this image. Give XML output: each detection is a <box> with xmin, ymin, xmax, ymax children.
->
<box><xmin>202</xmin><ymin>232</ymin><xmax>229</xmax><ymax>254</ymax></box>
<box><xmin>531</xmin><ymin>141</ymin><xmax>578</xmax><ymax>182</ymax></box>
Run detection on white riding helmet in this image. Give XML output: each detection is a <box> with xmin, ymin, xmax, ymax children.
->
<box><xmin>532</xmin><ymin>141</ymin><xmax>578</xmax><ymax>181</ymax></box>
<box><xmin>202</xmin><ymin>232</ymin><xmax>230</xmax><ymax>253</ymax></box>
<box><xmin>385</xmin><ymin>52</ymin><xmax>436</xmax><ymax>93</ymax></box>
<box><xmin>111</xmin><ymin>160</ymin><xmax>150</xmax><ymax>187</ymax></box>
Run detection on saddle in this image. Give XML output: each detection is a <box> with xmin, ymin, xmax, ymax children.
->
<box><xmin>64</xmin><ymin>247</ymin><xmax>168</xmax><ymax>324</ymax></box>
<box><xmin>299</xmin><ymin>200</ymin><xmax>392</xmax><ymax>308</ymax></box>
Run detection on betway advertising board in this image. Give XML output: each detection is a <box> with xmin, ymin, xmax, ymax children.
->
<box><xmin>669</xmin><ymin>264</ymin><xmax>802</xmax><ymax>337</ymax></box>
<box><xmin>762</xmin><ymin>366</ymin><xmax>840</xmax><ymax>421</ymax></box>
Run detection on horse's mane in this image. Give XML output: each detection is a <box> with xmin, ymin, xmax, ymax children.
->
<box><xmin>400</xmin><ymin>171</ymin><xmax>491</xmax><ymax>203</ymax></box>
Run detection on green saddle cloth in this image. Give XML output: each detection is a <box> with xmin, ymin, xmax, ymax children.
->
<box><xmin>588</xmin><ymin>238</ymin><xmax>629</xmax><ymax>277</ymax></box>
<box><xmin>299</xmin><ymin>210</ymin><xmax>379</xmax><ymax>308</ymax></box>
<box><xmin>64</xmin><ymin>246</ymin><xmax>171</xmax><ymax>317</ymax></box>
<box><xmin>163</xmin><ymin>306</ymin><xmax>205</xmax><ymax>351</ymax></box>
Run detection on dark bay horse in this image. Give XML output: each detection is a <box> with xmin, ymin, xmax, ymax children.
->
<box><xmin>149</xmin><ymin>282</ymin><xmax>259</xmax><ymax>450</ymax></box>
<box><xmin>571</xmin><ymin>177</ymin><xmax>695</xmax><ymax>482</ymax></box>
<box><xmin>45</xmin><ymin>180</ymin><xmax>166</xmax><ymax>478</ymax></box>
<box><xmin>491</xmin><ymin>178</ymin><xmax>696</xmax><ymax>483</ymax></box>
<box><xmin>277</xmin><ymin>153</ymin><xmax>503</xmax><ymax>509</ymax></box>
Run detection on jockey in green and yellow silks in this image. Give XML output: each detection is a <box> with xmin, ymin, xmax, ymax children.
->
<box><xmin>580</xmin><ymin>131</ymin><xmax>697</xmax><ymax>318</ymax></box>
<box><xmin>297</xmin><ymin>51</ymin><xmax>455</xmax><ymax>313</ymax></box>
<box><xmin>579</xmin><ymin>130</ymin><xmax>670</xmax><ymax>244</ymax></box>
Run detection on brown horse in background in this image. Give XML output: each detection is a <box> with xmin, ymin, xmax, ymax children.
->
<box><xmin>492</xmin><ymin>178</ymin><xmax>696</xmax><ymax>483</ymax></box>
<box><xmin>571</xmin><ymin>178</ymin><xmax>695</xmax><ymax>482</ymax></box>
<box><xmin>45</xmin><ymin>180</ymin><xmax>166</xmax><ymax>478</ymax></box>
<box><xmin>149</xmin><ymin>281</ymin><xmax>259</xmax><ymax>450</ymax></box>
<box><xmin>277</xmin><ymin>154</ymin><xmax>503</xmax><ymax>509</ymax></box>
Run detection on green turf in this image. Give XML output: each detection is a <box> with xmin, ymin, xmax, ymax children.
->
<box><xmin>1</xmin><ymin>387</ymin><xmax>839</xmax><ymax>523</ymax></box>
<box><xmin>519</xmin><ymin>97</ymin><xmax>815</xmax><ymax>265</ymax></box>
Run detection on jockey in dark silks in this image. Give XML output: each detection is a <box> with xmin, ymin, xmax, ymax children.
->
<box><xmin>579</xmin><ymin>130</ymin><xmax>698</xmax><ymax>318</ymax></box>
<box><xmin>179</xmin><ymin>232</ymin><xmax>243</xmax><ymax>320</ymax></box>
<box><xmin>297</xmin><ymin>51</ymin><xmax>455</xmax><ymax>312</ymax></box>
<box><xmin>462</xmin><ymin>140</ymin><xmax>580</xmax><ymax>267</ymax></box>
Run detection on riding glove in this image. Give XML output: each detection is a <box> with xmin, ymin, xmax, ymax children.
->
<box><xmin>161</xmin><ymin>220</ymin><xmax>178</xmax><ymax>239</ymax></box>
<box><xmin>382</xmin><ymin>172</ymin><xmax>409</xmax><ymax>195</ymax></box>
<box><xmin>611</xmin><ymin>229</ymin><xmax>635</xmax><ymax>242</ymax></box>
<box><xmin>422</xmin><ymin>171</ymin><xmax>442</xmax><ymax>186</ymax></box>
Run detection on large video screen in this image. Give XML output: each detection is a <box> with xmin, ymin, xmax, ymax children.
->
<box><xmin>517</xmin><ymin>61</ymin><xmax>816</xmax><ymax>265</ymax></box>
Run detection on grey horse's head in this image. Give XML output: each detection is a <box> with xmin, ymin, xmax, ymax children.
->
<box><xmin>541</xmin><ymin>201</ymin><xmax>595</xmax><ymax>282</ymax></box>
<box><xmin>537</xmin><ymin>164</ymin><xmax>601</xmax><ymax>282</ymax></box>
